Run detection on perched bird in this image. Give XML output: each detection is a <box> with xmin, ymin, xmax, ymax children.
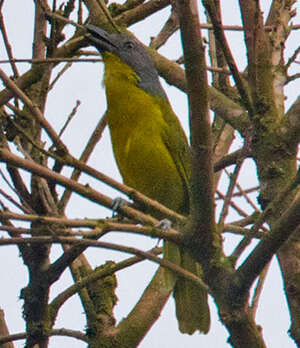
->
<box><xmin>86</xmin><ymin>24</ymin><xmax>210</xmax><ymax>334</ymax></box>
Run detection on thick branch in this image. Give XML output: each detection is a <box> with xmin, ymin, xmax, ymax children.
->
<box><xmin>115</xmin><ymin>0</ymin><xmax>170</xmax><ymax>27</ymax></box>
<box><xmin>286</xmin><ymin>95</ymin><xmax>300</xmax><ymax>146</ymax></box>
<box><xmin>116</xmin><ymin>268</ymin><xmax>171</xmax><ymax>347</ymax></box>
<box><xmin>176</xmin><ymin>0</ymin><xmax>216</xmax><ymax>261</ymax></box>
<box><xmin>150</xmin><ymin>50</ymin><xmax>250</xmax><ymax>133</ymax></box>
<box><xmin>236</xmin><ymin>194</ymin><xmax>300</xmax><ymax>293</ymax></box>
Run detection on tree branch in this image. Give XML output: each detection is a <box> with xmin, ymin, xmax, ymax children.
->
<box><xmin>115</xmin><ymin>0</ymin><xmax>170</xmax><ymax>27</ymax></box>
<box><xmin>0</xmin><ymin>328</ymin><xmax>88</xmax><ymax>345</ymax></box>
<box><xmin>50</xmin><ymin>247</ymin><xmax>162</xmax><ymax>317</ymax></box>
<box><xmin>0</xmin><ymin>236</ymin><xmax>209</xmax><ymax>291</ymax></box>
<box><xmin>236</xmin><ymin>192</ymin><xmax>300</xmax><ymax>293</ymax></box>
<box><xmin>0</xmin><ymin>68</ymin><xmax>67</xmax><ymax>153</ymax></box>
<box><xmin>202</xmin><ymin>0</ymin><xmax>253</xmax><ymax>115</ymax></box>
<box><xmin>176</xmin><ymin>0</ymin><xmax>217</xmax><ymax>262</ymax></box>
<box><xmin>0</xmin><ymin>148</ymin><xmax>169</xmax><ymax>226</ymax></box>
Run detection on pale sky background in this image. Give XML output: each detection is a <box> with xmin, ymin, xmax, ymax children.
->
<box><xmin>0</xmin><ymin>1</ymin><xmax>300</xmax><ymax>347</ymax></box>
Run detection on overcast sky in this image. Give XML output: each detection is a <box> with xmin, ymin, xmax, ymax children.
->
<box><xmin>1</xmin><ymin>1</ymin><xmax>300</xmax><ymax>347</ymax></box>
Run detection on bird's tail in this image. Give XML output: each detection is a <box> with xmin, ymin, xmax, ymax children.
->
<box><xmin>163</xmin><ymin>241</ymin><xmax>181</xmax><ymax>289</ymax></box>
<box><xmin>173</xmin><ymin>250</ymin><xmax>210</xmax><ymax>335</ymax></box>
<box><xmin>163</xmin><ymin>242</ymin><xmax>210</xmax><ymax>334</ymax></box>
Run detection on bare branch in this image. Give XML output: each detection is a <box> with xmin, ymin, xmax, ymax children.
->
<box><xmin>237</xmin><ymin>186</ymin><xmax>300</xmax><ymax>293</ymax></box>
<box><xmin>218</xmin><ymin>163</ymin><xmax>243</xmax><ymax>226</ymax></box>
<box><xmin>0</xmin><ymin>57</ymin><xmax>103</xmax><ymax>64</ymax></box>
<box><xmin>115</xmin><ymin>0</ymin><xmax>170</xmax><ymax>27</ymax></box>
<box><xmin>0</xmin><ymin>68</ymin><xmax>67</xmax><ymax>153</ymax></box>
<box><xmin>0</xmin><ymin>328</ymin><xmax>88</xmax><ymax>345</ymax></box>
<box><xmin>150</xmin><ymin>5</ymin><xmax>179</xmax><ymax>49</ymax></box>
<box><xmin>286</xmin><ymin>46</ymin><xmax>300</xmax><ymax>69</ymax></box>
<box><xmin>0</xmin><ymin>309</ymin><xmax>14</xmax><ymax>348</ymax></box>
<box><xmin>0</xmin><ymin>10</ymin><xmax>19</xmax><ymax>79</ymax></box>
<box><xmin>176</xmin><ymin>0</ymin><xmax>216</xmax><ymax>260</ymax></box>
<box><xmin>287</xmin><ymin>73</ymin><xmax>300</xmax><ymax>83</ymax></box>
<box><xmin>202</xmin><ymin>0</ymin><xmax>253</xmax><ymax>115</ymax></box>
<box><xmin>50</xmin><ymin>247</ymin><xmax>162</xmax><ymax>315</ymax></box>
<box><xmin>250</xmin><ymin>262</ymin><xmax>271</xmax><ymax>319</ymax></box>
<box><xmin>0</xmin><ymin>236</ymin><xmax>209</xmax><ymax>292</ymax></box>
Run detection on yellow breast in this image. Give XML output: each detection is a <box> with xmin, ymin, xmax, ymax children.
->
<box><xmin>103</xmin><ymin>52</ymin><xmax>187</xmax><ymax>212</ymax></box>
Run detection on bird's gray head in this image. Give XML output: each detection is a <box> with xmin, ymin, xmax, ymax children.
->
<box><xmin>85</xmin><ymin>25</ymin><xmax>167</xmax><ymax>98</ymax></box>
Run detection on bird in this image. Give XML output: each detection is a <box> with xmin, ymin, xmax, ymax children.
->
<box><xmin>86</xmin><ymin>24</ymin><xmax>210</xmax><ymax>335</ymax></box>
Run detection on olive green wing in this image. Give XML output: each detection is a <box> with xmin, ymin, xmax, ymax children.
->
<box><xmin>159</xmin><ymin>99</ymin><xmax>211</xmax><ymax>334</ymax></box>
<box><xmin>159</xmin><ymin>100</ymin><xmax>192</xmax><ymax>215</ymax></box>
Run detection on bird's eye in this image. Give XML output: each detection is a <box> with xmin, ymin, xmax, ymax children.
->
<box><xmin>124</xmin><ymin>41</ymin><xmax>134</xmax><ymax>49</ymax></box>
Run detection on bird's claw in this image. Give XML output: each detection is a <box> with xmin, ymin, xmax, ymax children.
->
<box><xmin>111</xmin><ymin>197</ymin><xmax>127</xmax><ymax>217</ymax></box>
<box><xmin>156</xmin><ymin>218</ymin><xmax>172</xmax><ymax>232</ymax></box>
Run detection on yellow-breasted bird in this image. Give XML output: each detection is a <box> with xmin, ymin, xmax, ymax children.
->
<box><xmin>86</xmin><ymin>25</ymin><xmax>210</xmax><ymax>334</ymax></box>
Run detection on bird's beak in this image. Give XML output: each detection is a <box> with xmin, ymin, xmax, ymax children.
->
<box><xmin>85</xmin><ymin>25</ymin><xmax>118</xmax><ymax>52</ymax></box>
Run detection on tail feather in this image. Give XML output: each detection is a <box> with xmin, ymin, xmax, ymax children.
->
<box><xmin>163</xmin><ymin>241</ymin><xmax>181</xmax><ymax>289</ymax></box>
<box><xmin>173</xmin><ymin>251</ymin><xmax>210</xmax><ymax>334</ymax></box>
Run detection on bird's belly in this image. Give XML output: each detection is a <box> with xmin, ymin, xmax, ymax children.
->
<box><xmin>111</xmin><ymin>129</ymin><xmax>185</xmax><ymax>213</ymax></box>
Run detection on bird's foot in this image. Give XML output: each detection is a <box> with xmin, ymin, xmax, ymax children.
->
<box><xmin>156</xmin><ymin>218</ymin><xmax>172</xmax><ymax>232</ymax></box>
<box><xmin>111</xmin><ymin>197</ymin><xmax>128</xmax><ymax>217</ymax></box>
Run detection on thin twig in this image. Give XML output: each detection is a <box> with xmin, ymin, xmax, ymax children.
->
<box><xmin>0</xmin><ymin>58</ymin><xmax>102</xmax><ymax>64</ymax></box>
<box><xmin>0</xmin><ymin>68</ymin><xmax>67</xmax><ymax>153</ymax></box>
<box><xmin>0</xmin><ymin>210</ymin><xmax>106</xmax><ymax>227</ymax></box>
<box><xmin>0</xmin><ymin>11</ymin><xmax>19</xmax><ymax>79</ymax></box>
<box><xmin>222</xmin><ymin>224</ymin><xmax>263</xmax><ymax>238</ymax></box>
<box><xmin>251</xmin><ymin>168</ymin><xmax>300</xmax><ymax>235</ymax></box>
<box><xmin>37</xmin><ymin>0</ymin><xmax>85</xmax><ymax>30</ymax></box>
<box><xmin>202</xmin><ymin>0</ymin><xmax>254</xmax><ymax>115</ymax></box>
<box><xmin>0</xmin><ymin>187</ymin><xmax>27</xmax><ymax>213</ymax></box>
<box><xmin>0</xmin><ymin>236</ymin><xmax>210</xmax><ymax>292</ymax></box>
<box><xmin>225</xmin><ymin>170</ymin><xmax>260</xmax><ymax>212</ymax></box>
<box><xmin>58</xmin><ymin>100</ymin><xmax>81</xmax><ymax>138</ymax></box>
<box><xmin>216</xmin><ymin>190</ymin><xmax>249</xmax><ymax>218</ymax></box>
<box><xmin>231</xmin><ymin>169</ymin><xmax>300</xmax><ymax>264</ymax></box>
<box><xmin>58</xmin><ymin>113</ymin><xmax>108</xmax><ymax>210</ymax></box>
<box><xmin>49</xmin><ymin>61</ymin><xmax>74</xmax><ymax>90</ymax></box>
<box><xmin>218</xmin><ymin>162</ymin><xmax>243</xmax><ymax>226</ymax></box>
<box><xmin>285</xmin><ymin>45</ymin><xmax>300</xmax><ymax>69</ymax></box>
<box><xmin>177</xmin><ymin>56</ymin><xmax>231</xmax><ymax>74</ymax></box>
<box><xmin>196</xmin><ymin>23</ymin><xmax>300</xmax><ymax>32</ymax></box>
<box><xmin>0</xmin><ymin>169</ymin><xmax>22</xmax><ymax>201</ymax></box>
<box><xmin>0</xmin><ymin>328</ymin><xmax>88</xmax><ymax>345</ymax></box>
<box><xmin>13</xmin><ymin>137</ymin><xmax>58</xmax><ymax>214</ymax></box>
<box><xmin>150</xmin><ymin>5</ymin><xmax>179</xmax><ymax>49</ymax></box>
<box><xmin>0</xmin><ymin>57</ymin><xmax>231</xmax><ymax>75</ymax></box>
<box><xmin>250</xmin><ymin>261</ymin><xmax>271</xmax><ymax>319</ymax></box>
<box><xmin>0</xmin><ymin>221</ymin><xmax>176</xmax><ymax>239</ymax></box>
<box><xmin>286</xmin><ymin>73</ymin><xmax>300</xmax><ymax>84</ymax></box>
<box><xmin>0</xmin><ymin>148</ymin><xmax>186</xmax><ymax>229</ymax></box>
<box><xmin>50</xmin><ymin>246</ymin><xmax>162</xmax><ymax>314</ymax></box>
<box><xmin>216</xmin><ymin>186</ymin><xmax>259</xmax><ymax>200</ymax></box>
<box><xmin>95</xmin><ymin>0</ymin><xmax>120</xmax><ymax>32</ymax></box>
